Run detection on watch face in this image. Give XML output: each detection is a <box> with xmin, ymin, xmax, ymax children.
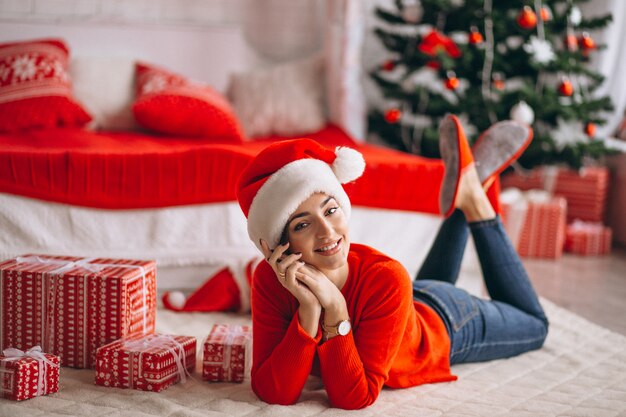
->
<box><xmin>338</xmin><ymin>320</ymin><xmax>351</xmax><ymax>336</ymax></box>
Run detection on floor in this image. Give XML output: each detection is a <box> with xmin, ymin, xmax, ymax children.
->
<box><xmin>522</xmin><ymin>245</ymin><xmax>626</xmax><ymax>336</ymax></box>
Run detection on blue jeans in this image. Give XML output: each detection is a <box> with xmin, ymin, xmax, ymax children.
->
<box><xmin>413</xmin><ymin>210</ymin><xmax>549</xmax><ymax>364</ymax></box>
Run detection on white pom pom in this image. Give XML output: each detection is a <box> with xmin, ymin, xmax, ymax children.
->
<box><xmin>165</xmin><ymin>291</ymin><xmax>186</xmax><ymax>309</ymax></box>
<box><xmin>332</xmin><ymin>147</ymin><xmax>365</xmax><ymax>184</ymax></box>
<box><xmin>510</xmin><ymin>101</ymin><xmax>535</xmax><ymax>125</ymax></box>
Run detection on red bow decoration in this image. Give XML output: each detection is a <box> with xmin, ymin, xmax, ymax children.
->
<box><xmin>418</xmin><ymin>30</ymin><xmax>462</xmax><ymax>58</ymax></box>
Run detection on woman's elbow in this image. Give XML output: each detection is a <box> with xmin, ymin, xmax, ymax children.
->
<box><xmin>251</xmin><ymin>378</ymin><xmax>300</xmax><ymax>406</ymax></box>
<box><xmin>329</xmin><ymin>390</ymin><xmax>378</xmax><ymax>410</ymax></box>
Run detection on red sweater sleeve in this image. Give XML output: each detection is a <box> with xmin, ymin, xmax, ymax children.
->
<box><xmin>250</xmin><ymin>262</ymin><xmax>321</xmax><ymax>405</ymax></box>
<box><xmin>317</xmin><ymin>259</ymin><xmax>413</xmax><ymax>409</ymax></box>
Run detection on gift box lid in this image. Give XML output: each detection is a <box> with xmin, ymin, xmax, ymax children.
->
<box><xmin>0</xmin><ymin>254</ymin><xmax>155</xmax><ymax>282</ymax></box>
<box><xmin>203</xmin><ymin>325</ymin><xmax>251</xmax><ymax>348</ymax></box>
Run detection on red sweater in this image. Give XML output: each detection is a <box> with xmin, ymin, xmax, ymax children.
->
<box><xmin>250</xmin><ymin>243</ymin><xmax>457</xmax><ymax>409</ymax></box>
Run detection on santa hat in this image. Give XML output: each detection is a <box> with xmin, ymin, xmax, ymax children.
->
<box><xmin>162</xmin><ymin>257</ymin><xmax>262</xmax><ymax>313</ymax></box>
<box><xmin>237</xmin><ymin>138</ymin><xmax>366</xmax><ymax>252</ymax></box>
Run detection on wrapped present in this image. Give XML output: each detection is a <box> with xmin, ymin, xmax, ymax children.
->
<box><xmin>501</xmin><ymin>188</ymin><xmax>567</xmax><ymax>259</ymax></box>
<box><xmin>501</xmin><ymin>166</ymin><xmax>609</xmax><ymax>222</ymax></box>
<box><xmin>565</xmin><ymin>220</ymin><xmax>612</xmax><ymax>256</ymax></box>
<box><xmin>0</xmin><ymin>346</ymin><xmax>60</xmax><ymax>401</ymax></box>
<box><xmin>606</xmin><ymin>153</ymin><xmax>626</xmax><ymax>246</ymax></box>
<box><xmin>0</xmin><ymin>254</ymin><xmax>157</xmax><ymax>368</ymax></box>
<box><xmin>203</xmin><ymin>324</ymin><xmax>251</xmax><ymax>383</ymax></box>
<box><xmin>95</xmin><ymin>333</ymin><xmax>196</xmax><ymax>392</ymax></box>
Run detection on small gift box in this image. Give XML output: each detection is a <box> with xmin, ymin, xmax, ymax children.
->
<box><xmin>565</xmin><ymin>220</ymin><xmax>613</xmax><ymax>256</ymax></box>
<box><xmin>501</xmin><ymin>188</ymin><xmax>567</xmax><ymax>259</ymax></box>
<box><xmin>0</xmin><ymin>254</ymin><xmax>157</xmax><ymax>368</ymax></box>
<box><xmin>95</xmin><ymin>333</ymin><xmax>196</xmax><ymax>392</ymax></box>
<box><xmin>0</xmin><ymin>346</ymin><xmax>60</xmax><ymax>401</ymax></box>
<box><xmin>203</xmin><ymin>324</ymin><xmax>251</xmax><ymax>383</ymax></box>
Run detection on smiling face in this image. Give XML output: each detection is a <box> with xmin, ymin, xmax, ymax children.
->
<box><xmin>284</xmin><ymin>193</ymin><xmax>350</xmax><ymax>274</ymax></box>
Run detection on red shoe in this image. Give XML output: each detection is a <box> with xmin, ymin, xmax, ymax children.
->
<box><xmin>439</xmin><ymin>114</ymin><xmax>474</xmax><ymax>217</ymax></box>
<box><xmin>472</xmin><ymin>120</ymin><xmax>533</xmax><ymax>188</ymax></box>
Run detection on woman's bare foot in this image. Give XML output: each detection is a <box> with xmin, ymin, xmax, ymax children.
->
<box><xmin>455</xmin><ymin>163</ymin><xmax>496</xmax><ymax>222</ymax></box>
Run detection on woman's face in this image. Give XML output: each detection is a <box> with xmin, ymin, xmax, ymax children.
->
<box><xmin>284</xmin><ymin>193</ymin><xmax>350</xmax><ymax>273</ymax></box>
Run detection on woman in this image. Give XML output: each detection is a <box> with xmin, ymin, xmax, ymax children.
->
<box><xmin>236</xmin><ymin>114</ymin><xmax>549</xmax><ymax>410</ymax></box>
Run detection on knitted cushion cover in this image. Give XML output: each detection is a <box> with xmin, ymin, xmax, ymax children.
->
<box><xmin>132</xmin><ymin>62</ymin><xmax>244</xmax><ymax>142</ymax></box>
<box><xmin>0</xmin><ymin>38</ymin><xmax>92</xmax><ymax>132</ymax></box>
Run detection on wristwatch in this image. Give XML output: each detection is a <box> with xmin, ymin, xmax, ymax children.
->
<box><xmin>322</xmin><ymin>319</ymin><xmax>351</xmax><ymax>340</ymax></box>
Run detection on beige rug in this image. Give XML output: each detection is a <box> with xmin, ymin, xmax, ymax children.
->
<box><xmin>2</xmin><ymin>299</ymin><xmax>625</xmax><ymax>417</ymax></box>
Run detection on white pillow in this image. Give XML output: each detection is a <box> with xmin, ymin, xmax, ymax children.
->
<box><xmin>227</xmin><ymin>54</ymin><xmax>326</xmax><ymax>138</ymax></box>
<box><xmin>70</xmin><ymin>56</ymin><xmax>136</xmax><ymax>131</ymax></box>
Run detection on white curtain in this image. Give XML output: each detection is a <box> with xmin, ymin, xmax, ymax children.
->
<box><xmin>242</xmin><ymin>0</ymin><xmax>325</xmax><ymax>63</ymax></box>
<box><xmin>581</xmin><ymin>0</ymin><xmax>626</xmax><ymax>137</ymax></box>
<box><xmin>325</xmin><ymin>0</ymin><xmax>367</xmax><ymax>141</ymax></box>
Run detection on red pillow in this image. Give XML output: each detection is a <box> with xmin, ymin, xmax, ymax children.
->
<box><xmin>0</xmin><ymin>38</ymin><xmax>92</xmax><ymax>132</ymax></box>
<box><xmin>132</xmin><ymin>62</ymin><xmax>244</xmax><ymax>142</ymax></box>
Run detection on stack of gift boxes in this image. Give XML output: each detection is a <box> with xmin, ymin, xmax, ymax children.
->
<box><xmin>0</xmin><ymin>254</ymin><xmax>252</xmax><ymax>401</ymax></box>
<box><xmin>500</xmin><ymin>166</ymin><xmax>613</xmax><ymax>258</ymax></box>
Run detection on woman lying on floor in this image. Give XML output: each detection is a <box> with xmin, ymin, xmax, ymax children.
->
<box><xmin>235</xmin><ymin>114</ymin><xmax>549</xmax><ymax>410</ymax></box>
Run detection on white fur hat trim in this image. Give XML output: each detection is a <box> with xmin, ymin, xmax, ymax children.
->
<box><xmin>248</xmin><ymin>158</ymin><xmax>355</xmax><ymax>252</ymax></box>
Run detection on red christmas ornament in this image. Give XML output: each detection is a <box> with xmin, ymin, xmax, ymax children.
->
<box><xmin>517</xmin><ymin>6</ymin><xmax>537</xmax><ymax>30</ymax></box>
<box><xmin>584</xmin><ymin>122</ymin><xmax>596</xmax><ymax>137</ymax></box>
<box><xmin>540</xmin><ymin>6</ymin><xmax>552</xmax><ymax>21</ymax></box>
<box><xmin>445</xmin><ymin>71</ymin><xmax>459</xmax><ymax>90</ymax></box>
<box><xmin>578</xmin><ymin>32</ymin><xmax>596</xmax><ymax>51</ymax></box>
<box><xmin>382</xmin><ymin>60</ymin><xmax>396</xmax><ymax>71</ymax></box>
<box><xmin>492</xmin><ymin>73</ymin><xmax>505</xmax><ymax>90</ymax></box>
<box><xmin>384</xmin><ymin>108</ymin><xmax>402</xmax><ymax>124</ymax></box>
<box><xmin>468</xmin><ymin>26</ymin><xmax>484</xmax><ymax>45</ymax></box>
<box><xmin>564</xmin><ymin>34</ymin><xmax>578</xmax><ymax>52</ymax></box>
<box><xmin>558</xmin><ymin>78</ymin><xmax>574</xmax><ymax>96</ymax></box>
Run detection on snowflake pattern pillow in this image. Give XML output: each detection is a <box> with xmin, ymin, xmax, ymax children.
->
<box><xmin>132</xmin><ymin>62</ymin><xmax>244</xmax><ymax>142</ymax></box>
<box><xmin>227</xmin><ymin>54</ymin><xmax>327</xmax><ymax>138</ymax></box>
<box><xmin>0</xmin><ymin>38</ymin><xmax>92</xmax><ymax>132</ymax></box>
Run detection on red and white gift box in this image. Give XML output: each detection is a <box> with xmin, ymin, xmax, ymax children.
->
<box><xmin>501</xmin><ymin>188</ymin><xmax>567</xmax><ymax>259</ymax></box>
<box><xmin>0</xmin><ymin>346</ymin><xmax>60</xmax><ymax>401</ymax></box>
<box><xmin>95</xmin><ymin>333</ymin><xmax>196</xmax><ymax>392</ymax></box>
<box><xmin>565</xmin><ymin>220</ymin><xmax>613</xmax><ymax>256</ymax></box>
<box><xmin>501</xmin><ymin>166</ymin><xmax>609</xmax><ymax>222</ymax></box>
<box><xmin>203</xmin><ymin>324</ymin><xmax>251</xmax><ymax>383</ymax></box>
<box><xmin>0</xmin><ymin>254</ymin><xmax>157</xmax><ymax>368</ymax></box>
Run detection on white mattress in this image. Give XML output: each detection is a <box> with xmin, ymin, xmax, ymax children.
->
<box><xmin>2</xmin><ymin>298</ymin><xmax>625</xmax><ymax>416</ymax></box>
<box><xmin>0</xmin><ymin>193</ymin><xmax>482</xmax><ymax>291</ymax></box>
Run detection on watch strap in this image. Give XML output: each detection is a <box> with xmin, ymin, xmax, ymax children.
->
<box><xmin>322</xmin><ymin>319</ymin><xmax>351</xmax><ymax>338</ymax></box>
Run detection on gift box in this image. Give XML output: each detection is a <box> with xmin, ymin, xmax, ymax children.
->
<box><xmin>95</xmin><ymin>333</ymin><xmax>196</xmax><ymax>392</ymax></box>
<box><xmin>501</xmin><ymin>189</ymin><xmax>567</xmax><ymax>259</ymax></box>
<box><xmin>565</xmin><ymin>220</ymin><xmax>613</xmax><ymax>256</ymax></box>
<box><xmin>501</xmin><ymin>166</ymin><xmax>609</xmax><ymax>222</ymax></box>
<box><xmin>606</xmin><ymin>153</ymin><xmax>626</xmax><ymax>246</ymax></box>
<box><xmin>0</xmin><ymin>346</ymin><xmax>60</xmax><ymax>401</ymax></box>
<box><xmin>203</xmin><ymin>324</ymin><xmax>251</xmax><ymax>383</ymax></box>
<box><xmin>0</xmin><ymin>254</ymin><xmax>157</xmax><ymax>368</ymax></box>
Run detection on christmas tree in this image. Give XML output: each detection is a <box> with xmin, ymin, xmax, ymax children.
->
<box><xmin>368</xmin><ymin>0</ymin><xmax>616</xmax><ymax>169</ymax></box>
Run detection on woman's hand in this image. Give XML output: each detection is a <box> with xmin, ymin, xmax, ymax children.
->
<box><xmin>294</xmin><ymin>263</ymin><xmax>349</xmax><ymax>332</ymax></box>
<box><xmin>260</xmin><ymin>239</ymin><xmax>322</xmax><ymax>314</ymax></box>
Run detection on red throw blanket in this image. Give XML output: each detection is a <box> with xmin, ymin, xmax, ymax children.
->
<box><xmin>0</xmin><ymin>124</ymin><xmax>499</xmax><ymax>213</ymax></box>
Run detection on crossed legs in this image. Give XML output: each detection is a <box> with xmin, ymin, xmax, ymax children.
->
<box><xmin>413</xmin><ymin>118</ymin><xmax>548</xmax><ymax>364</ymax></box>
